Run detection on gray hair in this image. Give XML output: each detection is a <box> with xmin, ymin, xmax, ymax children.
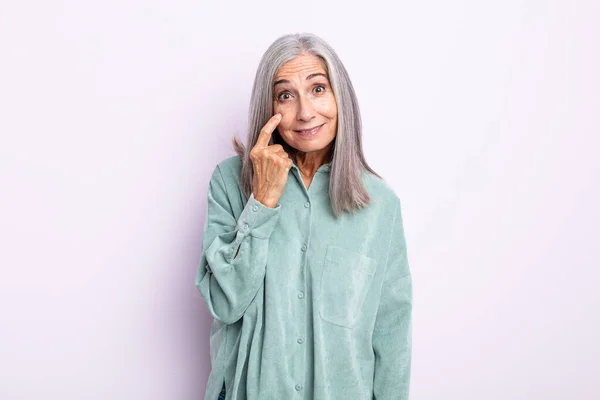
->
<box><xmin>231</xmin><ymin>32</ymin><xmax>382</xmax><ymax>217</ymax></box>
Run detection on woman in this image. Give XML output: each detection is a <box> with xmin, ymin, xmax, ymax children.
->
<box><xmin>196</xmin><ymin>33</ymin><xmax>412</xmax><ymax>400</ymax></box>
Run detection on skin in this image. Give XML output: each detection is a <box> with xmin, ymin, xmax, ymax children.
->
<box><xmin>237</xmin><ymin>114</ymin><xmax>291</xmax><ymax>259</ymax></box>
<box><xmin>250</xmin><ymin>113</ymin><xmax>292</xmax><ymax>209</ymax></box>
<box><xmin>237</xmin><ymin>54</ymin><xmax>339</xmax><ymax>259</ymax></box>
<box><xmin>272</xmin><ymin>53</ymin><xmax>338</xmax><ymax>189</ymax></box>
<box><xmin>250</xmin><ymin>53</ymin><xmax>338</xmax><ymax>207</ymax></box>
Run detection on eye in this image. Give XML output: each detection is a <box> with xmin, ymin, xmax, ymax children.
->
<box><xmin>313</xmin><ymin>84</ymin><xmax>326</xmax><ymax>94</ymax></box>
<box><xmin>277</xmin><ymin>91</ymin><xmax>292</xmax><ymax>102</ymax></box>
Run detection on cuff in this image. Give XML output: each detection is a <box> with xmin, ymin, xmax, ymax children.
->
<box><xmin>236</xmin><ymin>193</ymin><xmax>282</xmax><ymax>239</ymax></box>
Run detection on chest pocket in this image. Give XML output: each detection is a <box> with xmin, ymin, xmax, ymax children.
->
<box><xmin>319</xmin><ymin>244</ymin><xmax>377</xmax><ymax>329</ymax></box>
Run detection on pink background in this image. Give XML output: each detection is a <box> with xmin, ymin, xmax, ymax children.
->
<box><xmin>0</xmin><ymin>0</ymin><xmax>598</xmax><ymax>398</ymax></box>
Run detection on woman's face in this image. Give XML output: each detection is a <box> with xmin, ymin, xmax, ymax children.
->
<box><xmin>272</xmin><ymin>54</ymin><xmax>338</xmax><ymax>155</ymax></box>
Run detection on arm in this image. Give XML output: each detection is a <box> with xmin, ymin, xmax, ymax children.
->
<box><xmin>195</xmin><ymin>165</ymin><xmax>281</xmax><ymax>324</ymax></box>
<box><xmin>372</xmin><ymin>198</ymin><xmax>412</xmax><ymax>399</ymax></box>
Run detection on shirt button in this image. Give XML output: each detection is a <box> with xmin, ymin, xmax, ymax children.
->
<box><xmin>297</xmin><ymin>292</ymin><xmax>304</xmax><ymax>299</ymax></box>
<box><xmin>304</xmin><ymin>201</ymin><xmax>310</xmax><ymax>208</ymax></box>
<box><xmin>301</xmin><ymin>244</ymin><xmax>307</xmax><ymax>251</ymax></box>
<box><xmin>243</xmin><ymin>223</ymin><xmax>249</xmax><ymax>230</ymax></box>
<box><xmin>252</xmin><ymin>205</ymin><xmax>258</xmax><ymax>212</ymax></box>
<box><xmin>295</xmin><ymin>384</ymin><xmax>303</xmax><ymax>391</ymax></box>
<box><xmin>297</xmin><ymin>337</ymin><xmax>304</xmax><ymax>344</ymax></box>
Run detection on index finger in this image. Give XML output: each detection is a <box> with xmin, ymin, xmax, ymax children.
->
<box><xmin>255</xmin><ymin>113</ymin><xmax>282</xmax><ymax>148</ymax></box>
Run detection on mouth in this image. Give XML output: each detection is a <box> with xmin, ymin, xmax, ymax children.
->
<box><xmin>294</xmin><ymin>123</ymin><xmax>324</xmax><ymax>136</ymax></box>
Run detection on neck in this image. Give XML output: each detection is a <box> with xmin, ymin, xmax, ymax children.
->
<box><xmin>295</xmin><ymin>145</ymin><xmax>332</xmax><ymax>177</ymax></box>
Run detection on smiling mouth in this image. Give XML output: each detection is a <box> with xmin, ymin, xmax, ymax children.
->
<box><xmin>294</xmin><ymin>123</ymin><xmax>324</xmax><ymax>134</ymax></box>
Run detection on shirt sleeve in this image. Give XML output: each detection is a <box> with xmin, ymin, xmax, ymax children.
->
<box><xmin>195</xmin><ymin>164</ymin><xmax>281</xmax><ymax>324</ymax></box>
<box><xmin>372</xmin><ymin>198</ymin><xmax>412</xmax><ymax>399</ymax></box>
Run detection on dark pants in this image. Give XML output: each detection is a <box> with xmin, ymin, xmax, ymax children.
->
<box><xmin>218</xmin><ymin>382</ymin><xmax>226</xmax><ymax>400</ymax></box>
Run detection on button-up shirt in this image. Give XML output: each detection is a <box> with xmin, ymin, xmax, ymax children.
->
<box><xmin>195</xmin><ymin>155</ymin><xmax>412</xmax><ymax>399</ymax></box>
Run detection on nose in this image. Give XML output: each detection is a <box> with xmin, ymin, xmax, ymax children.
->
<box><xmin>296</xmin><ymin>95</ymin><xmax>315</xmax><ymax>122</ymax></box>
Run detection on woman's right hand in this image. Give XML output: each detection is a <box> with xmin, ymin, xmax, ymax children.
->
<box><xmin>249</xmin><ymin>113</ymin><xmax>293</xmax><ymax>208</ymax></box>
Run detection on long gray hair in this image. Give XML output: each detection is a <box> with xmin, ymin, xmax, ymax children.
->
<box><xmin>232</xmin><ymin>33</ymin><xmax>382</xmax><ymax>217</ymax></box>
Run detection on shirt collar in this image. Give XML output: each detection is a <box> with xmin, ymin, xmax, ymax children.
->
<box><xmin>291</xmin><ymin>162</ymin><xmax>331</xmax><ymax>173</ymax></box>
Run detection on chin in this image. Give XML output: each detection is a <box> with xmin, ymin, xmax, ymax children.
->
<box><xmin>298</xmin><ymin>138</ymin><xmax>334</xmax><ymax>151</ymax></box>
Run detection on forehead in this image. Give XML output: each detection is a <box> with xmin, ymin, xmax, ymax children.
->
<box><xmin>274</xmin><ymin>54</ymin><xmax>327</xmax><ymax>79</ymax></box>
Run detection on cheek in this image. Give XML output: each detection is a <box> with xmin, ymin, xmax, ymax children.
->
<box><xmin>276</xmin><ymin>113</ymin><xmax>295</xmax><ymax>133</ymax></box>
<box><xmin>273</xmin><ymin>103</ymin><xmax>289</xmax><ymax>130</ymax></box>
<box><xmin>315</xmin><ymin>95</ymin><xmax>338</xmax><ymax>119</ymax></box>
<box><xmin>273</xmin><ymin>101</ymin><xmax>294</xmax><ymax>118</ymax></box>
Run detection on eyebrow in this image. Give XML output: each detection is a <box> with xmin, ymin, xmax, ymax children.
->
<box><xmin>273</xmin><ymin>72</ymin><xmax>329</xmax><ymax>88</ymax></box>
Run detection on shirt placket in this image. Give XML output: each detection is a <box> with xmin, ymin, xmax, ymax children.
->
<box><xmin>290</xmin><ymin>166</ymin><xmax>317</xmax><ymax>398</ymax></box>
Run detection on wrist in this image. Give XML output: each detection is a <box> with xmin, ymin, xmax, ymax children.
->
<box><xmin>254</xmin><ymin>196</ymin><xmax>278</xmax><ymax>208</ymax></box>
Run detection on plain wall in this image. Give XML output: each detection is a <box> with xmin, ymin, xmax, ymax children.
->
<box><xmin>0</xmin><ymin>0</ymin><xmax>598</xmax><ymax>398</ymax></box>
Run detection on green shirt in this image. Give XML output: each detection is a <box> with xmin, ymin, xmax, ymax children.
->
<box><xmin>195</xmin><ymin>155</ymin><xmax>412</xmax><ymax>399</ymax></box>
